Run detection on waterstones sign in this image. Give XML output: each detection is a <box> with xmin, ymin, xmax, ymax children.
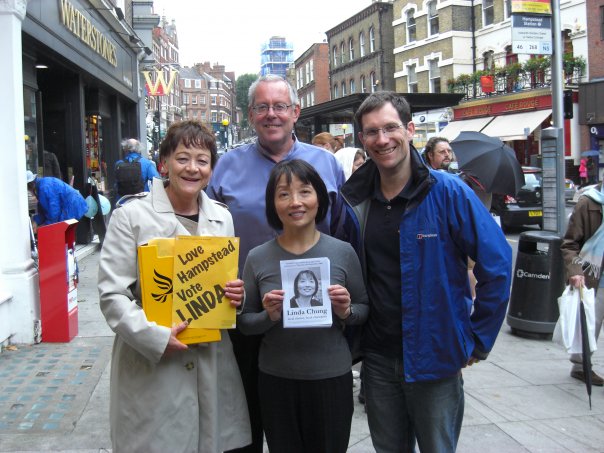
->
<box><xmin>58</xmin><ymin>0</ymin><xmax>118</xmax><ymax>67</ymax></box>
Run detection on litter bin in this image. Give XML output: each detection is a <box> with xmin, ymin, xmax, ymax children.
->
<box><xmin>507</xmin><ymin>230</ymin><xmax>565</xmax><ymax>336</ymax></box>
<box><xmin>38</xmin><ymin>219</ymin><xmax>79</xmax><ymax>342</ymax></box>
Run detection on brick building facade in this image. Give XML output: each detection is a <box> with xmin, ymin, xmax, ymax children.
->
<box><xmin>295</xmin><ymin>43</ymin><xmax>330</xmax><ymax>109</ymax></box>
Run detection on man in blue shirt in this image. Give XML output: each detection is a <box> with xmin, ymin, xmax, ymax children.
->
<box><xmin>207</xmin><ymin>75</ymin><xmax>345</xmax><ymax>453</ymax></box>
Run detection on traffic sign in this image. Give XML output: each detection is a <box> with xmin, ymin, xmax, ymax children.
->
<box><xmin>511</xmin><ymin>15</ymin><xmax>552</xmax><ymax>55</ymax></box>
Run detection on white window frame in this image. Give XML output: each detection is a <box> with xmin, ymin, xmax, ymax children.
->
<box><xmin>360</xmin><ymin>32</ymin><xmax>366</xmax><ymax>57</ymax></box>
<box><xmin>349</xmin><ymin>38</ymin><xmax>355</xmax><ymax>60</ymax></box>
<box><xmin>429</xmin><ymin>59</ymin><xmax>441</xmax><ymax>93</ymax></box>
<box><xmin>408</xmin><ymin>65</ymin><xmax>418</xmax><ymax>93</ymax></box>
<box><xmin>184</xmin><ymin>79</ymin><xmax>191</xmax><ymax>88</ymax></box>
<box><xmin>483</xmin><ymin>0</ymin><xmax>494</xmax><ymax>26</ymax></box>
<box><xmin>428</xmin><ymin>1</ymin><xmax>439</xmax><ymax>36</ymax></box>
<box><xmin>350</xmin><ymin>79</ymin><xmax>356</xmax><ymax>94</ymax></box>
<box><xmin>407</xmin><ymin>10</ymin><xmax>416</xmax><ymax>43</ymax></box>
<box><xmin>369</xmin><ymin>27</ymin><xmax>375</xmax><ymax>52</ymax></box>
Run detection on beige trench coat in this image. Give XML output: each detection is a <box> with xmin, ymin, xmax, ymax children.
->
<box><xmin>98</xmin><ymin>178</ymin><xmax>251</xmax><ymax>453</ymax></box>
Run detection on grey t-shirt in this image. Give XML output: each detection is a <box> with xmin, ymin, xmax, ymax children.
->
<box><xmin>239</xmin><ymin>234</ymin><xmax>368</xmax><ymax>380</ymax></box>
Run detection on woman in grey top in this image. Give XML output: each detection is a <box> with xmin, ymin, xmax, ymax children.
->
<box><xmin>239</xmin><ymin>159</ymin><xmax>369</xmax><ymax>453</ymax></box>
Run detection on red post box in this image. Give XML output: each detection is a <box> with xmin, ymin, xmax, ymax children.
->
<box><xmin>38</xmin><ymin>219</ymin><xmax>79</xmax><ymax>342</ymax></box>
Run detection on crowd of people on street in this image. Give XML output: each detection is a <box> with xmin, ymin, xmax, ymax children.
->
<box><xmin>26</xmin><ymin>73</ymin><xmax>603</xmax><ymax>452</ymax></box>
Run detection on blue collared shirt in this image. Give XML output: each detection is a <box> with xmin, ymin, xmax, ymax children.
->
<box><xmin>207</xmin><ymin>137</ymin><xmax>346</xmax><ymax>272</ymax></box>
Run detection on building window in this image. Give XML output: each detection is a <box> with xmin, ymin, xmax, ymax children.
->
<box><xmin>407</xmin><ymin>10</ymin><xmax>416</xmax><ymax>43</ymax></box>
<box><xmin>370</xmin><ymin>72</ymin><xmax>377</xmax><ymax>92</ymax></box>
<box><xmin>211</xmin><ymin>95</ymin><xmax>217</xmax><ymax>105</ymax></box>
<box><xmin>200</xmin><ymin>95</ymin><xmax>206</xmax><ymax>105</ymax></box>
<box><xmin>340</xmin><ymin>42</ymin><xmax>345</xmax><ymax>64</ymax></box>
<box><xmin>211</xmin><ymin>111</ymin><xmax>217</xmax><ymax>123</ymax></box>
<box><xmin>333</xmin><ymin>84</ymin><xmax>338</xmax><ymax>98</ymax></box>
<box><xmin>360</xmin><ymin>32</ymin><xmax>366</xmax><ymax>57</ymax></box>
<box><xmin>601</xmin><ymin>6</ymin><xmax>604</xmax><ymax>40</ymax></box>
<box><xmin>505</xmin><ymin>45</ymin><xmax>518</xmax><ymax>65</ymax></box>
<box><xmin>201</xmin><ymin>111</ymin><xmax>206</xmax><ymax>121</ymax></box>
<box><xmin>192</xmin><ymin>95</ymin><xmax>197</xmax><ymax>104</ymax></box>
<box><xmin>341</xmin><ymin>81</ymin><xmax>346</xmax><ymax>96</ymax></box>
<box><xmin>305</xmin><ymin>62</ymin><xmax>311</xmax><ymax>84</ymax></box>
<box><xmin>195</xmin><ymin>79</ymin><xmax>201</xmax><ymax>88</ymax></box>
<box><xmin>301</xmin><ymin>96</ymin><xmax>305</xmax><ymax>108</ymax></box>
<box><xmin>184</xmin><ymin>79</ymin><xmax>191</xmax><ymax>88</ymax></box>
<box><xmin>483</xmin><ymin>0</ymin><xmax>494</xmax><ymax>26</ymax></box>
<box><xmin>505</xmin><ymin>0</ymin><xmax>512</xmax><ymax>19</ymax></box>
<box><xmin>350</xmin><ymin>79</ymin><xmax>356</xmax><ymax>94</ymax></box>
<box><xmin>428</xmin><ymin>1</ymin><xmax>439</xmax><ymax>35</ymax></box>
<box><xmin>310</xmin><ymin>60</ymin><xmax>314</xmax><ymax>81</ymax></box>
<box><xmin>349</xmin><ymin>38</ymin><xmax>355</xmax><ymax>60</ymax></box>
<box><xmin>361</xmin><ymin>75</ymin><xmax>367</xmax><ymax>93</ymax></box>
<box><xmin>306</xmin><ymin>93</ymin><xmax>311</xmax><ymax>107</ymax></box>
<box><xmin>408</xmin><ymin>65</ymin><xmax>418</xmax><ymax>93</ymax></box>
<box><xmin>429</xmin><ymin>59</ymin><xmax>441</xmax><ymax>93</ymax></box>
<box><xmin>483</xmin><ymin>50</ymin><xmax>494</xmax><ymax>70</ymax></box>
<box><xmin>310</xmin><ymin>91</ymin><xmax>314</xmax><ymax>106</ymax></box>
<box><xmin>333</xmin><ymin>45</ymin><xmax>338</xmax><ymax>67</ymax></box>
<box><xmin>369</xmin><ymin>27</ymin><xmax>375</xmax><ymax>52</ymax></box>
<box><xmin>183</xmin><ymin>93</ymin><xmax>189</xmax><ymax>104</ymax></box>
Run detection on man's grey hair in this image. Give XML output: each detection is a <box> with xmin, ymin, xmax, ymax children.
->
<box><xmin>121</xmin><ymin>138</ymin><xmax>141</xmax><ymax>156</ymax></box>
<box><xmin>248</xmin><ymin>75</ymin><xmax>298</xmax><ymax>109</ymax></box>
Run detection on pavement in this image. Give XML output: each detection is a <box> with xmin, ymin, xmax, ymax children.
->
<box><xmin>2</xmin><ymin>246</ymin><xmax>604</xmax><ymax>452</ymax></box>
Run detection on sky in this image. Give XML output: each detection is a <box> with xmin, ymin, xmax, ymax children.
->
<box><xmin>151</xmin><ymin>0</ymin><xmax>374</xmax><ymax>77</ymax></box>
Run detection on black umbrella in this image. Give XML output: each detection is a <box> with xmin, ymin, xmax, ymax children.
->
<box><xmin>580</xmin><ymin>285</ymin><xmax>593</xmax><ymax>409</ymax></box>
<box><xmin>450</xmin><ymin>131</ymin><xmax>525</xmax><ymax>196</ymax></box>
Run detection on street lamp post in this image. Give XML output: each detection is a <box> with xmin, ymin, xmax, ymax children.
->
<box><xmin>221</xmin><ymin>118</ymin><xmax>230</xmax><ymax>148</ymax></box>
<box><xmin>341</xmin><ymin>123</ymin><xmax>348</xmax><ymax>147</ymax></box>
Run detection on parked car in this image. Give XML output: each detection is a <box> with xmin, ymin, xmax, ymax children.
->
<box><xmin>564</xmin><ymin>178</ymin><xmax>576</xmax><ymax>202</ymax></box>
<box><xmin>491</xmin><ymin>166</ymin><xmax>543</xmax><ymax>231</ymax></box>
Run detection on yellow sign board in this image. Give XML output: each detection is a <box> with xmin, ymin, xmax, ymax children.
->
<box><xmin>512</xmin><ymin>0</ymin><xmax>552</xmax><ymax>14</ymax></box>
<box><xmin>137</xmin><ymin>235</ymin><xmax>239</xmax><ymax>343</ymax></box>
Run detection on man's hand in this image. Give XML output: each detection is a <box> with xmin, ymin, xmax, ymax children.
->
<box><xmin>463</xmin><ymin>356</ymin><xmax>480</xmax><ymax>367</ymax></box>
<box><xmin>569</xmin><ymin>275</ymin><xmax>584</xmax><ymax>289</ymax></box>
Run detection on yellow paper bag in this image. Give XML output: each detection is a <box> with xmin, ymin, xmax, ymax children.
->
<box><xmin>139</xmin><ymin>239</ymin><xmax>221</xmax><ymax>344</ymax></box>
<box><xmin>172</xmin><ymin>236</ymin><xmax>239</xmax><ymax>329</ymax></box>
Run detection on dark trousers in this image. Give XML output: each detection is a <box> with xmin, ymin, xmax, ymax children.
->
<box><xmin>225</xmin><ymin>329</ymin><xmax>263</xmax><ymax>453</ymax></box>
<box><xmin>258</xmin><ymin>370</ymin><xmax>353</xmax><ymax>453</ymax></box>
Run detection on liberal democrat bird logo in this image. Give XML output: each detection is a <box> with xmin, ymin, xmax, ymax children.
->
<box><xmin>151</xmin><ymin>270</ymin><xmax>172</xmax><ymax>303</ymax></box>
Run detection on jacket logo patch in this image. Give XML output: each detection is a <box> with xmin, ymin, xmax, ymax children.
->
<box><xmin>417</xmin><ymin>233</ymin><xmax>438</xmax><ymax>240</ymax></box>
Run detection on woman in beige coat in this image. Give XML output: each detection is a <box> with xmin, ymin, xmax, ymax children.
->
<box><xmin>98</xmin><ymin>121</ymin><xmax>251</xmax><ymax>453</ymax></box>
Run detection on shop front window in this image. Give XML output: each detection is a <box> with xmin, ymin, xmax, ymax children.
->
<box><xmin>23</xmin><ymin>88</ymin><xmax>38</xmax><ymax>174</ymax></box>
<box><xmin>85</xmin><ymin>115</ymin><xmax>106</xmax><ymax>191</ymax></box>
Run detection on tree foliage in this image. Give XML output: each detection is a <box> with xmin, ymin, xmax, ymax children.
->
<box><xmin>236</xmin><ymin>73</ymin><xmax>258</xmax><ymax>129</ymax></box>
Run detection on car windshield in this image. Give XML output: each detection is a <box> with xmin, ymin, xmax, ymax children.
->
<box><xmin>522</xmin><ymin>172</ymin><xmax>542</xmax><ymax>189</ymax></box>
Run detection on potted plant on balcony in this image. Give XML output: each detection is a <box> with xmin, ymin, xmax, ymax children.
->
<box><xmin>523</xmin><ymin>56</ymin><xmax>550</xmax><ymax>87</ymax></box>
<box><xmin>563</xmin><ymin>54</ymin><xmax>586</xmax><ymax>78</ymax></box>
<box><xmin>505</xmin><ymin>62</ymin><xmax>523</xmax><ymax>92</ymax></box>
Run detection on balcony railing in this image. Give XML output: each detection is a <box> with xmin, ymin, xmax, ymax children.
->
<box><xmin>447</xmin><ymin>55</ymin><xmax>585</xmax><ymax>101</ymax></box>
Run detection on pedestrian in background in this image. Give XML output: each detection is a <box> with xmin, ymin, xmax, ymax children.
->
<box><xmin>238</xmin><ymin>160</ymin><xmax>368</xmax><ymax>453</ymax></box>
<box><xmin>587</xmin><ymin>156</ymin><xmax>597</xmax><ymax>184</ymax></box>
<box><xmin>561</xmin><ymin>182</ymin><xmax>604</xmax><ymax>386</ymax></box>
<box><xmin>424</xmin><ymin>136</ymin><xmax>453</xmax><ymax>170</ymax></box>
<box><xmin>26</xmin><ymin>170</ymin><xmax>87</xmax><ymax>231</ymax></box>
<box><xmin>312</xmin><ymin>131</ymin><xmax>337</xmax><ymax>153</ymax></box>
<box><xmin>334</xmin><ymin>147</ymin><xmax>366</xmax><ymax>180</ymax></box>
<box><xmin>98</xmin><ymin>120</ymin><xmax>251</xmax><ymax>453</ymax></box>
<box><xmin>207</xmin><ymin>74</ymin><xmax>345</xmax><ymax>453</ymax></box>
<box><xmin>114</xmin><ymin>138</ymin><xmax>159</xmax><ymax>198</ymax></box>
<box><xmin>43</xmin><ymin>149</ymin><xmax>62</xmax><ymax>179</ymax></box>
<box><xmin>341</xmin><ymin>92</ymin><xmax>511</xmax><ymax>452</ymax></box>
<box><xmin>579</xmin><ymin>158</ymin><xmax>588</xmax><ymax>187</ymax></box>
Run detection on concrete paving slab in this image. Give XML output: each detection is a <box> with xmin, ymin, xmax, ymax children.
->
<box><xmin>470</xmin><ymin>384</ymin><xmax>601</xmax><ymax>422</ymax></box>
<box><xmin>457</xmin><ymin>424</ymin><xmax>526</xmax><ymax>453</ymax></box>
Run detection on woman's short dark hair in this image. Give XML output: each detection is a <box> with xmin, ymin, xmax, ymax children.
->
<box><xmin>159</xmin><ymin>120</ymin><xmax>218</xmax><ymax>169</ymax></box>
<box><xmin>293</xmin><ymin>270</ymin><xmax>319</xmax><ymax>298</ymax></box>
<box><xmin>265</xmin><ymin>159</ymin><xmax>329</xmax><ymax>230</ymax></box>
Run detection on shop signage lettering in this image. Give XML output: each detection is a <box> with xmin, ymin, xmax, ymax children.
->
<box><xmin>504</xmin><ymin>99</ymin><xmax>537</xmax><ymax>112</ymax></box>
<box><xmin>456</xmin><ymin>105</ymin><xmax>492</xmax><ymax>119</ymax></box>
<box><xmin>59</xmin><ymin>0</ymin><xmax>118</xmax><ymax>67</ymax></box>
<box><xmin>143</xmin><ymin>69</ymin><xmax>179</xmax><ymax>96</ymax></box>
